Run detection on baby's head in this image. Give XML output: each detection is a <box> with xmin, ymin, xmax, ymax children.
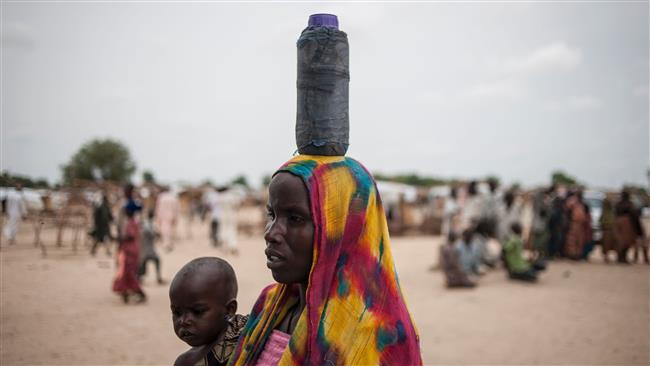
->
<box><xmin>169</xmin><ymin>257</ymin><xmax>238</xmax><ymax>347</ymax></box>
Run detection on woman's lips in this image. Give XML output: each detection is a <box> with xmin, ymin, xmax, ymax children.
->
<box><xmin>265</xmin><ymin>249</ymin><xmax>285</xmax><ymax>269</ymax></box>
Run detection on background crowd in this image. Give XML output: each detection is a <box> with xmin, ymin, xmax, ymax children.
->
<box><xmin>436</xmin><ymin>180</ymin><xmax>649</xmax><ymax>288</ymax></box>
<box><xmin>3</xmin><ymin>175</ymin><xmax>648</xmax><ymax>296</ymax></box>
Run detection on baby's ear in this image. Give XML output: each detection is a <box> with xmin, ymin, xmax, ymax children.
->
<box><xmin>225</xmin><ymin>299</ymin><xmax>237</xmax><ymax>316</ymax></box>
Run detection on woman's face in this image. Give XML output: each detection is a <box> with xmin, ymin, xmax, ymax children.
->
<box><xmin>264</xmin><ymin>172</ymin><xmax>314</xmax><ymax>287</ymax></box>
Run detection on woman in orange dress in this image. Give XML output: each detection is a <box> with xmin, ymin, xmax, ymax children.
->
<box><xmin>564</xmin><ymin>192</ymin><xmax>591</xmax><ymax>260</ymax></box>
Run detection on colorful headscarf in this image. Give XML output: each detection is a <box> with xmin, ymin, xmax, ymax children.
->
<box><xmin>230</xmin><ymin>155</ymin><xmax>422</xmax><ymax>366</ymax></box>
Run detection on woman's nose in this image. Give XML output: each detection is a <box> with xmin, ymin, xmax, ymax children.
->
<box><xmin>264</xmin><ymin>219</ymin><xmax>284</xmax><ymax>245</ymax></box>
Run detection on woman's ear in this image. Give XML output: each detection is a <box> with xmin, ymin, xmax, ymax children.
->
<box><xmin>225</xmin><ymin>299</ymin><xmax>238</xmax><ymax>316</ymax></box>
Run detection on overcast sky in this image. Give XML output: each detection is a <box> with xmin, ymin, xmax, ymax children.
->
<box><xmin>2</xmin><ymin>2</ymin><xmax>648</xmax><ymax>189</ymax></box>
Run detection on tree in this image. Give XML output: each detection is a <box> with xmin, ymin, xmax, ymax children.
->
<box><xmin>484</xmin><ymin>175</ymin><xmax>501</xmax><ymax>187</ymax></box>
<box><xmin>261</xmin><ymin>174</ymin><xmax>272</xmax><ymax>187</ymax></box>
<box><xmin>231</xmin><ymin>174</ymin><xmax>249</xmax><ymax>188</ymax></box>
<box><xmin>0</xmin><ymin>171</ymin><xmax>50</xmax><ymax>188</ymax></box>
<box><xmin>61</xmin><ymin>139</ymin><xmax>136</xmax><ymax>184</ymax></box>
<box><xmin>510</xmin><ymin>182</ymin><xmax>522</xmax><ymax>192</ymax></box>
<box><xmin>551</xmin><ymin>170</ymin><xmax>577</xmax><ymax>186</ymax></box>
<box><xmin>142</xmin><ymin>170</ymin><xmax>156</xmax><ymax>184</ymax></box>
<box><xmin>373</xmin><ymin>172</ymin><xmax>446</xmax><ymax>187</ymax></box>
<box><xmin>201</xmin><ymin>178</ymin><xmax>215</xmax><ymax>187</ymax></box>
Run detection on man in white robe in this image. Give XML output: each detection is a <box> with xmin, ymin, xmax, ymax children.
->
<box><xmin>3</xmin><ymin>186</ymin><xmax>27</xmax><ymax>245</ymax></box>
<box><xmin>155</xmin><ymin>187</ymin><xmax>180</xmax><ymax>252</ymax></box>
<box><xmin>216</xmin><ymin>186</ymin><xmax>241</xmax><ymax>255</ymax></box>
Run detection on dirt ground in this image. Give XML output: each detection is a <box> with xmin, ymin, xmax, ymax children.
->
<box><xmin>1</xmin><ymin>219</ymin><xmax>649</xmax><ymax>366</ymax></box>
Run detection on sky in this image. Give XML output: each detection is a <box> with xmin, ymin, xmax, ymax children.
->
<box><xmin>2</xmin><ymin>1</ymin><xmax>648</xmax><ymax>189</ymax></box>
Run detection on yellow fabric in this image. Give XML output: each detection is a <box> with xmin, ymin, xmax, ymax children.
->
<box><xmin>229</xmin><ymin>155</ymin><xmax>421</xmax><ymax>366</ymax></box>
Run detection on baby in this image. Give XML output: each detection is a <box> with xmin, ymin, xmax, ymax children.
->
<box><xmin>170</xmin><ymin>257</ymin><xmax>248</xmax><ymax>366</ymax></box>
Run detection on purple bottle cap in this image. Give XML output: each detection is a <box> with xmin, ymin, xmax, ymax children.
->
<box><xmin>308</xmin><ymin>14</ymin><xmax>338</xmax><ymax>29</ymax></box>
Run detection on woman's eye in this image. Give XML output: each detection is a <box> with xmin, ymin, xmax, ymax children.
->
<box><xmin>266</xmin><ymin>209</ymin><xmax>275</xmax><ymax>220</ymax></box>
<box><xmin>192</xmin><ymin>309</ymin><xmax>206</xmax><ymax>316</ymax></box>
<box><xmin>290</xmin><ymin>214</ymin><xmax>304</xmax><ymax>224</ymax></box>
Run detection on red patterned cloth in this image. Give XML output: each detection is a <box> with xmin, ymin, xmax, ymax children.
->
<box><xmin>112</xmin><ymin>218</ymin><xmax>142</xmax><ymax>293</ymax></box>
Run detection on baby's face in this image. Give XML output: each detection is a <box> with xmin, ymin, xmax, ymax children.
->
<box><xmin>169</xmin><ymin>276</ymin><xmax>229</xmax><ymax>347</ymax></box>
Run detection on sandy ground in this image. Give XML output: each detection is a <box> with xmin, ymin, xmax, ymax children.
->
<box><xmin>1</xmin><ymin>219</ymin><xmax>649</xmax><ymax>366</ymax></box>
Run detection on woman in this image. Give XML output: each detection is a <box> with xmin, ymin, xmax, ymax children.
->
<box><xmin>230</xmin><ymin>155</ymin><xmax>422</xmax><ymax>365</ymax></box>
<box><xmin>112</xmin><ymin>205</ymin><xmax>146</xmax><ymax>303</ymax></box>
<box><xmin>614</xmin><ymin>191</ymin><xmax>644</xmax><ymax>264</ymax></box>
<box><xmin>599</xmin><ymin>197</ymin><xmax>617</xmax><ymax>263</ymax></box>
<box><xmin>563</xmin><ymin>192</ymin><xmax>591</xmax><ymax>260</ymax></box>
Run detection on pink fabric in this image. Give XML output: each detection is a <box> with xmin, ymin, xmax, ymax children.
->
<box><xmin>255</xmin><ymin>330</ymin><xmax>290</xmax><ymax>366</ymax></box>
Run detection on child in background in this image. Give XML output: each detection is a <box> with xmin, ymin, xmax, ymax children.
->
<box><xmin>138</xmin><ymin>209</ymin><xmax>165</xmax><ymax>285</ymax></box>
<box><xmin>112</xmin><ymin>206</ymin><xmax>146</xmax><ymax>303</ymax></box>
<box><xmin>170</xmin><ymin>257</ymin><xmax>248</xmax><ymax>366</ymax></box>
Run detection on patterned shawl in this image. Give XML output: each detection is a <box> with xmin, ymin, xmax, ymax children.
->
<box><xmin>229</xmin><ymin>155</ymin><xmax>422</xmax><ymax>366</ymax></box>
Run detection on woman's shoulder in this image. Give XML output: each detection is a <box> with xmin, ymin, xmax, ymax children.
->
<box><xmin>259</xmin><ymin>283</ymin><xmax>280</xmax><ymax>297</ymax></box>
<box><xmin>249</xmin><ymin>283</ymin><xmax>280</xmax><ymax>314</ymax></box>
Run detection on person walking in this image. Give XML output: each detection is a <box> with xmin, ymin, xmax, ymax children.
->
<box><xmin>138</xmin><ymin>209</ymin><xmax>165</xmax><ymax>284</ymax></box>
<box><xmin>216</xmin><ymin>186</ymin><xmax>240</xmax><ymax>256</ymax></box>
<box><xmin>113</xmin><ymin>205</ymin><xmax>146</xmax><ymax>303</ymax></box>
<box><xmin>90</xmin><ymin>193</ymin><xmax>113</xmax><ymax>256</ymax></box>
<box><xmin>204</xmin><ymin>186</ymin><xmax>222</xmax><ymax>247</ymax></box>
<box><xmin>2</xmin><ymin>185</ymin><xmax>27</xmax><ymax>246</ymax></box>
<box><xmin>155</xmin><ymin>186</ymin><xmax>180</xmax><ymax>252</ymax></box>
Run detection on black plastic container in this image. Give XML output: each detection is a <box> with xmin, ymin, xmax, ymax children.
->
<box><xmin>296</xmin><ymin>14</ymin><xmax>349</xmax><ymax>156</ymax></box>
